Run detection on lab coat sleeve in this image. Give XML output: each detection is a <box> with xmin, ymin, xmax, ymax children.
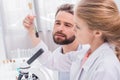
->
<box><xmin>31</xmin><ymin>40</ymin><xmax>53</xmax><ymax>65</ymax></box>
<box><xmin>30</xmin><ymin>41</ymin><xmax>71</xmax><ymax>72</ymax></box>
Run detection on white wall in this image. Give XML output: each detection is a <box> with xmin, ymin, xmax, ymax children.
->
<box><xmin>1</xmin><ymin>0</ymin><xmax>34</xmax><ymax>59</ymax></box>
<box><xmin>115</xmin><ymin>0</ymin><xmax>120</xmax><ymax>10</ymax></box>
<box><xmin>0</xmin><ymin>0</ymin><xmax>6</xmax><ymax>60</ymax></box>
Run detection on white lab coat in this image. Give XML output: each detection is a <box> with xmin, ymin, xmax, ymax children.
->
<box><xmin>70</xmin><ymin>43</ymin><xmax>120</xmax><ymax>80</ymax></box>
<box><xmin>31</xmin><ymin>41</ymin><xmax>90</xmax><ymax>72</ymax></box>
<box><xmin>30</xmin><ymin>41</ymin><xmax>90</xmax><ymax>80</ymax></box>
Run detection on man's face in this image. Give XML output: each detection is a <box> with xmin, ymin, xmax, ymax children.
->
<box><xmin>53</xmin><ymin>11</ymin><xmax>75</xmax><ymax>45</ymax></box>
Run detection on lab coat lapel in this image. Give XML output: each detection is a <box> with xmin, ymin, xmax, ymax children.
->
<box><xmin>75</xmin><ymin>43</ymin><xmax>110</xmax><ymax>80</ymax></box>
<box><xmin>70</xmin><ymin>44</ymin><xmax>90</xmax><ymax>80</ymax></box>
<box><xmin>70</xmin><ymin>57</ymin><xmax>83</xmax><ymax>80</ymax></box>
<box><xmin>82</xmin><ymin>43</ymin><xmax>109</xmax><ymax>71</ymax></box>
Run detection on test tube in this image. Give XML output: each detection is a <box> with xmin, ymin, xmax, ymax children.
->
<box><xmin>28</xmin><ymin>0</ymin><xmax>39</xmax><ymax>37</ymax></box>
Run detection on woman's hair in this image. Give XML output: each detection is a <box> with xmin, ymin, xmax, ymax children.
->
<box><xmin>75</xmin><ymin>0</ymin><xmax>120</xmax><ymax>61</ymax></box>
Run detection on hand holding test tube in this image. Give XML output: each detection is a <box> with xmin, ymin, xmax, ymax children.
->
<box><xmin>28</xmin><ymin>1</ymin><xmax>39</xmax><ymax>37</ymax></box>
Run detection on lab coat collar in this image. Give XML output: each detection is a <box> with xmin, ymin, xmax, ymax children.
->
<box><xmin>58</xmin><ymin>44</ymin><xmax>82</xmax><ymax>55</ymax></box>
<box><xmin>82</xmin><ymin>43</ymin><xmax>112</xmax><ymax>71</ymax></box>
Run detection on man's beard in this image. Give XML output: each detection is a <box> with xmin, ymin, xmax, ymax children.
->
<box><xmin>53</xmin><ymin>32</ymin><xmax>75</xmax><ymax>45</ymax></box>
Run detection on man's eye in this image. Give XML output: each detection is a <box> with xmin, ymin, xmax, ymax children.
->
<box><xmin>65</xmin><ymin>24</ymin><xmax>72</xmax><ymax>27</ymax></box>
<box><xmin>55</xmin><ymin>22</ymin><xmax>60</xmax><ymax>25</ymax></box>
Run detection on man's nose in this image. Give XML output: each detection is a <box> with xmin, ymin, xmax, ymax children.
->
<box><xmin>58</xmin><ymin>24</ymin><xmax>65</xmax><ymax>31</ymax></box>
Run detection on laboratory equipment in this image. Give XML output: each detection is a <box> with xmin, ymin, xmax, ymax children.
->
<box><xmin>18</xmin><ymin>48</ymin><xmax>44</xmax><ymax>80</ymax></box>
<box><xmin>28</xmin><ymin>0</ymin><xmax>39</xmax><ymax>37</ymax></box>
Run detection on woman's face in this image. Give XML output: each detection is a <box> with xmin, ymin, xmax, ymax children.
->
<box><xmin>74</xmin><ymin>15</ymin><xmax>95</xmax><ymax>45</ymax></box>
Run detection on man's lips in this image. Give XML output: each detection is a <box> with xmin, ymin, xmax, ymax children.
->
<box><xmin>55</xmin><ymin>34</ymin><xmax>65</xmax><ymax>37</ymax></box>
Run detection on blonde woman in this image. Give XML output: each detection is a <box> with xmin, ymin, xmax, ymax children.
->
<box><xmin>70</xmin><ymin>0</ymin><xmax>120</xmax><ymax>80</ymax></box>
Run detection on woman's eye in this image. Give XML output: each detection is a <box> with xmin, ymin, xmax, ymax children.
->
<box><xmin>76</xmin><ymin>25</ymin><xmax>80</xmax><ymax>29</ymax></box>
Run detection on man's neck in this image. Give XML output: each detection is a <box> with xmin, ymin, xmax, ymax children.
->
<box><xmin>62</xmin><ymin>39</ymin><xmax>79</xmax><ymax>54</ymax></box>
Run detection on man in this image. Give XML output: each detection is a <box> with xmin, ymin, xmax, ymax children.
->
<box><xmin>23</xmin><ymin>4</ymin><xmax>89</xmax><ymax>80</ymax></box>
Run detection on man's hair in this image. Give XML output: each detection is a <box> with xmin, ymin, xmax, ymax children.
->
<box><xmin>55</xmin><ymin>3</ymin><xmax>74</xmax><ymax>16</ymax></box>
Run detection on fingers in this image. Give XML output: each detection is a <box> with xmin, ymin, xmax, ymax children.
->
<box><xmin>23</xmin><ymin>15</ymin><xmax>35</xmax><ymax>29</ymax></box>
<box><xmin>28</xmin><ymin>15</ymin><xmax>35</xmax><ymax>20</ymax></box>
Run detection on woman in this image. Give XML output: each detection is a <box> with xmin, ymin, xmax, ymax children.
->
<box><xmin>70</xmin><ymin>0</ymin><xmax>120</xmax><ymax>80</ymax></box>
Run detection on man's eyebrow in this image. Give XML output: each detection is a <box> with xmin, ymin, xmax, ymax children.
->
<box><xmin>55</xmin><ymin>20</ymin><xmax>60</xmax><ymax>22</ymax></box>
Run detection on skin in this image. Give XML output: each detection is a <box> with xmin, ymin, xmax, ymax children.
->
<box><xmin>74</xmin><ymin>15</ymin><xmax>104</xmax><ymax>54</ymax></box>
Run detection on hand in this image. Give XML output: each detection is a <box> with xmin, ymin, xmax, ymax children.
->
<box><xmin>23</xmin><ymin>15</ymin><xmax>41</xmax><ymax>46</ymax></box>
<box><xmin>23</xmin><ymin>15</ymin><xmax>35</xmax><ymax>32</ymax></box>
